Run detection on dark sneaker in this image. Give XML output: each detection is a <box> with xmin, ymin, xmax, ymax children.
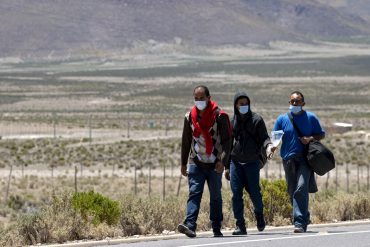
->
<box><xmin>255</xmin><ymin>213</ymin><xmax>266</xmax><ymax>232</ymax></box>
<box><xmin>177</xmin><ymin>224</ymin><xmax>196</xmax><ymax>238</ymax></box>
<box><xmin>213</xmin><ymin>228</ymin><xmax>223</xmax><ymax>237</ymax></box>
<box><xmin>293</xmin><ymin>226</ymin><xmax>305</xmax><ymax>233</ymax></box>
<box><xmin>232</xmin><ymin>226</ymin><xmax>247</xmax><ymax>235</ymax></box>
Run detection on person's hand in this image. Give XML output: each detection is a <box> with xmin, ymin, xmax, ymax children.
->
<box><xmin>300</xmin><ymin>136</ymin><xmax>314</xmax><ymax>145</ymax></box>
<box><xmin>181</xmin><ymin>165</ymin><xmax>188</xmax><ymax>177</ymax></box>
<box><xmin>215</xmin><ymin>161</ymin><xmax>224</xmax><ymax>173</ymax></box>
<box><xmin>267</xmin><ymin>144</ymin><xmax>277</xmax><ymax>159</ymax></box>
<box><xmin>224</xmin><ymin>169</ymin><xmax>230</xmax><ymax>181</ymax></box>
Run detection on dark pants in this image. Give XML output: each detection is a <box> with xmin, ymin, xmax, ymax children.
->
<box><xmin>230</xmin><ymin>159</ymin><xmax>263</xmax><ymax>228</ymax></box>
<box><xmin>283</xmin><ymin>154</ymin><xmax>311</xmax><ymax>229</ymax></box>
<box><xmin>184</xmin><ymin>164</ymin><xmax>223</xmax><ymax>231</ymax></box>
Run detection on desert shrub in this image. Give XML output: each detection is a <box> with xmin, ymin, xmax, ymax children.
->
<box><xmin>72</xmin><ymin>191</ymin><xmax>121</xmax><ymax>226</ymax></box>
<box><xmin>17</xmin><ymin>212</ymin><xmax>49</xmax><ymax>245</ymax></box>
<box><xmin>120</xmin><ymin>195</ymin><xmax>143</xmax><ymax>235</ymax></box>
<box><xmin>311</xmin><ymin>200</ymin><xmax>331</xmax><ymax>223</ymax></box>
<box><xmin>353</xmin><ymin>193</ymin><xmax>370</xmax><ymax>219</ymax></box>
<box><xmin>334</xmin><ymin>193</ymin><xmax>355</xmax><ymax>221</ymax></box>
<box><xmin>0</xmin><ymin>224</ymin><xmax>24</xmax><ymax>247</ymax></box>
<box><xmin>1</xmin><ymin>193</ymin><xmax>85</xmax><ymax>245</ymax></box>
<box><xmin>260</xmin><ymin>179</ymin><xmax>292</xmax><ymax>225</ymax></box>
<box><xmin>120</xmin><ymin>194</ymin><xmax>186</xmax><ymax>235</ymax></box>
<box><xmin>352</xmin><ymin>193</ymin><xmax>370</xmax><ymax>219</ymax></box>
<box><xmin>311</xmin><ymin>191</ymin><xmax>370</xmax><ymax>223</ymax></box>
<box><xmin>7</xmin><ymin>195</ymin><xmax>25</xmax><ymax>210</ymax></box>
<box><xmin>311</xmin><ymin>190</ymin><xmax>336</xmax><ymax>222</ymax></box>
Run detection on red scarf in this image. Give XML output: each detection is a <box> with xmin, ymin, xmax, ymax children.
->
<box><xmin>191</xmin><ymin>100</ymin><xmax>218</xmax><ymax>155</ymax></box>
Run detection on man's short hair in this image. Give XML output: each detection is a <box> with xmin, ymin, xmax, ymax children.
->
<box><xmin>291</xmin><ymin>91</ymin><xmax>305</xmax><ymax>102</ymax></box>
<box><xmin>194</xmin><ymin>85</ymin><xmax>210</xmax><ymax>97</ymax></box>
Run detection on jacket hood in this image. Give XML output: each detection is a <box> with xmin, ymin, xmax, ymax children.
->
<box><xmin>233</xmin><ymin>92</ymin><xmax>251</xmax><ymax>116</ymax></box>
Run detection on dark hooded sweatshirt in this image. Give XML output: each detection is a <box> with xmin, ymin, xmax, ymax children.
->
<box><xmin>229</xmin><ymin>92</ymin><xmax>271</xmax><ymax>168</ymax></box>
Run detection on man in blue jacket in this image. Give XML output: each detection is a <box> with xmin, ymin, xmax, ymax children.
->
<box><xmin>272</xmin><ymin>91</ymin><xmax>325</xmax><ymax>233</ymax></box>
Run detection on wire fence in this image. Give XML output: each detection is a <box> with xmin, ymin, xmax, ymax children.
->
<box><xmin>0</xmin><ymin>111</ymin><xmax>369</xmax><ymax>203</ymax></box>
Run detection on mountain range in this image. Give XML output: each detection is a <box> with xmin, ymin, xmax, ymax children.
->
<box><xmin>1</xmin><ymin>0</ymin><xmax>370</xmax><ymax>58</ymax></box>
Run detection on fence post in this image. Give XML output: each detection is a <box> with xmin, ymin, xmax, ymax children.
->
<box><xmin>335</xmin><ymin>165</ymin><xmax>338</xmax><ymax>191</ymax></box>
<box><xmin>162</xmin><ymin>161</ymin><xmax>166</xmax><ymax>200</ymax></box>
<box><xmin>357</xmin><ymin>165</ymin><xmax>360</xmax><ymax>192</ymax></box>
<box><xmin>165</xmin><ymin>116</ymin><xmax>169</xmax><ymax>136</ymax></box>
<box><xmin>148</xmin><ymin>162</ymin><xmax>152</xmax><ymax>197</ymax></box>
<box><xmin>4</xmin><ymin>165</ymin><xmax>13</xmax><ymax>204</ymax></box>
<box><xmin>134</xmin><ymin>162</ymin><xmax>137</xmax><ymax>195</ymax></box>
<box><xmin>264</xmin><ymin>163</ymin><xmax>269</xmax><ymax>180</ymax></box>
<box><xmin>88</xmin><ymin>114</ymin><xmax>92</xmax><ymax>144</ymax></box>
<box><xmin>346</xmin><ymin>163</ymin><xmax>350</xmax><ymax>193</ymax></box>
<box><xmin>367</xmin><ymin>165</ymin><xmax>369</xmax><ymax>191</ymax></box>
<box><xmin>177</xmin><ymin>174</ymin><xmax>182</xmax><ymax>197</ymax></box>
<box><xmin>53</xmin><ymin>112</ymin><xmax>57</xmax><ymax>139</ymax></box>
<box><xmin>74</xmin><ymin>165</ymin><xmax>78</xmax><ymax>193</ymax></box>
<box><xmin>325</xmin><ymin>172</ymin><xmax>330</xmax><ymax>190</ymax></box>
<box><xmin>279</xmin><ymin>162</ymin><xmax>282</xmax><ymax>179</ymax></box>
<box><xmin>127</xmin><ymin>107</ymin><xmax>130</xmax><ymax>138</ymax></box>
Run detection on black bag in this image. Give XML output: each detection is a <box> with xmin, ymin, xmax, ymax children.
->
<box><xmin>287</xmin><ymin>113</ymin><xmax>335</xmax><ymax>176</ymax></box>
<box><xmin>306</xmin><ymin>140</ymin><xmax>335</xmax><ymax>176</ymax></box>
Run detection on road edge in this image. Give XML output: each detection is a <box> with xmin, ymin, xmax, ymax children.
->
<box><xmin>38</xmin><ymin>219</ymin><xmax>370</xmax><ymax>247</ymax></box>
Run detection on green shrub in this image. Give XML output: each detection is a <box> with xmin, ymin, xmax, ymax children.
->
<box><xmin>72</xmin><ymin>191</ymin><xmax>121</xmax><ymax>226</ymax></box>
<box><xmin>260</xmin><ymin>179</ymin><xmax>292</xmax><ymax>225</ymax></box>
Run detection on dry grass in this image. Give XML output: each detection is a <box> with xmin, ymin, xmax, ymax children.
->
<box><xmin>311</xmin><ymin>190</ymin><xmax>370</xmax><ymax>223</ymax></box>
<box><xmin>1</xmin><ymin>182</ymin><xmax>369</xmax><ymax>246</ymax></box>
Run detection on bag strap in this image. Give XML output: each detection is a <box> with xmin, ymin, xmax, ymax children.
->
<box><xmin>287</xmin><ymin>112</ymin><xmax>304</xmax><ymax>138</ymax></box>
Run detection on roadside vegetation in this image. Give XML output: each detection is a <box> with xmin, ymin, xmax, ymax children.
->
<box><xmin>0</xmin><ymin>42</ymin><xmax>369</xmax><ymax>246</ymax></box>
<box><xmin>1</xmin><ymin>180</ymin><xmax>369</xmax><ymax>246</ymax></box>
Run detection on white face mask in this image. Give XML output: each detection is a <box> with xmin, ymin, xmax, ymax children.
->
<box><xmin>195</xmin><ymin>100</ymin><xmax>207</xmax><ymax>110</ymax></box>
<box><xmin>239</xmin><ymin>105</ymin><xmax>249</xmax><ymax>114</ymax></box>
<box><xmin>289</xmin><ymin>105</ymin><xmax>302</xmax><ymax>114</ymax></box>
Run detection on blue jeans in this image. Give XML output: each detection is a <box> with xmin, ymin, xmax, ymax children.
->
<box><xmin>283</xmin><ymin>154</ymin><xmax>311</xmax><ymax>229</ymax></box>
<box><xmin>230</xmin><ymin>159</ymin><xmax>263</xmax><ymax>228</ymax></box>
<box><xmin>184</xmin><ymin>164</ymin><xmax>223</xmax><ymax>231</ymax></box>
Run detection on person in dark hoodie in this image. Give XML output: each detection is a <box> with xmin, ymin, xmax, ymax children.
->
<box><xmin>224</xmin><ymin>92</ymin><xmax>273</xmax><ymax>235</ymax></box>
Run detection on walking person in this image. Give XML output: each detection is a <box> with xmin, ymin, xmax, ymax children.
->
<box><xmin>178</xmin><ymin>85</ymin><xmax>232</xmax><ymax>238</ymax></box>
<box><xmin>271</xmin><ymin>91</ymin><xmax>325</xmax><ymax>233</ymax></box>
<box><xmin>224</xmin><ymin>92</ymin><xmax>273</xmax><ymax>235</ymax></box>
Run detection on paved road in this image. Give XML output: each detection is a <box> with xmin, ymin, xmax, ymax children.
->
<box><xmin>98</xmin><ymin>221</ymin><xmax>370</xmax><ymax>247</ymax></box>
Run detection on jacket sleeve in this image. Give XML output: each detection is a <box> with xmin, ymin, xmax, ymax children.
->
<box><xmin>257</xmin><ymin>117</ymin><xmax>272</xmax><ymax>150</ymax></box>
<box><xmin>181</xmin><ymin>115</ymin><xmax>192</xmax><ymax>167</ymax></box>
<box><xmin>217</xmin><ymin>114</ymin><xmax>232</xmax><ymax>168</ymax></box>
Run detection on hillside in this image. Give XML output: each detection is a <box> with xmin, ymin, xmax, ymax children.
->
<box><xmin>1</xmin><ymin>0</ymin><xmax>370</xmax><ymax>58</ymax></box>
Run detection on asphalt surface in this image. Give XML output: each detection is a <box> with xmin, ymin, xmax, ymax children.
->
<box><xmin>44</xmin><ymin>220</ymin><xmax>370</xmax><ymax>247</ymax></box>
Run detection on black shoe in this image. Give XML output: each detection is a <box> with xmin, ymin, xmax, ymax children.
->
<box><xmin>255</xmin><ymin>213</ymin><xmax>265</xmax><ymax>232</ymax></box>
<box><xmin>177</xmin><ymin>224</ymin><xmax>196</xmax><ymax>238</ymax></box>
<box><xmin>213</xmin><ymin>228</ymin><xmax>223</xmax><ymax>237</ymax></box>
<box><xmin>294</xmin><ymin>226</ymin><xmax>305</xmax><ymax>233</ymax></box>
<box><xmin>232</xmin><ymin>226</ymin><xmax>247</xmax><ymax>235</ymax></box>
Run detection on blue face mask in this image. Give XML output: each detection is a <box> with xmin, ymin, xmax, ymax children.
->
<box><xmin>239</xmin><ymin>105</ymin><xmax>249</xmax><ymax>114</ymax></box>
<box><xmin>289</xmin><ymin>105</ymin><xmax>302</xmax><ymax>114</ymax></box>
